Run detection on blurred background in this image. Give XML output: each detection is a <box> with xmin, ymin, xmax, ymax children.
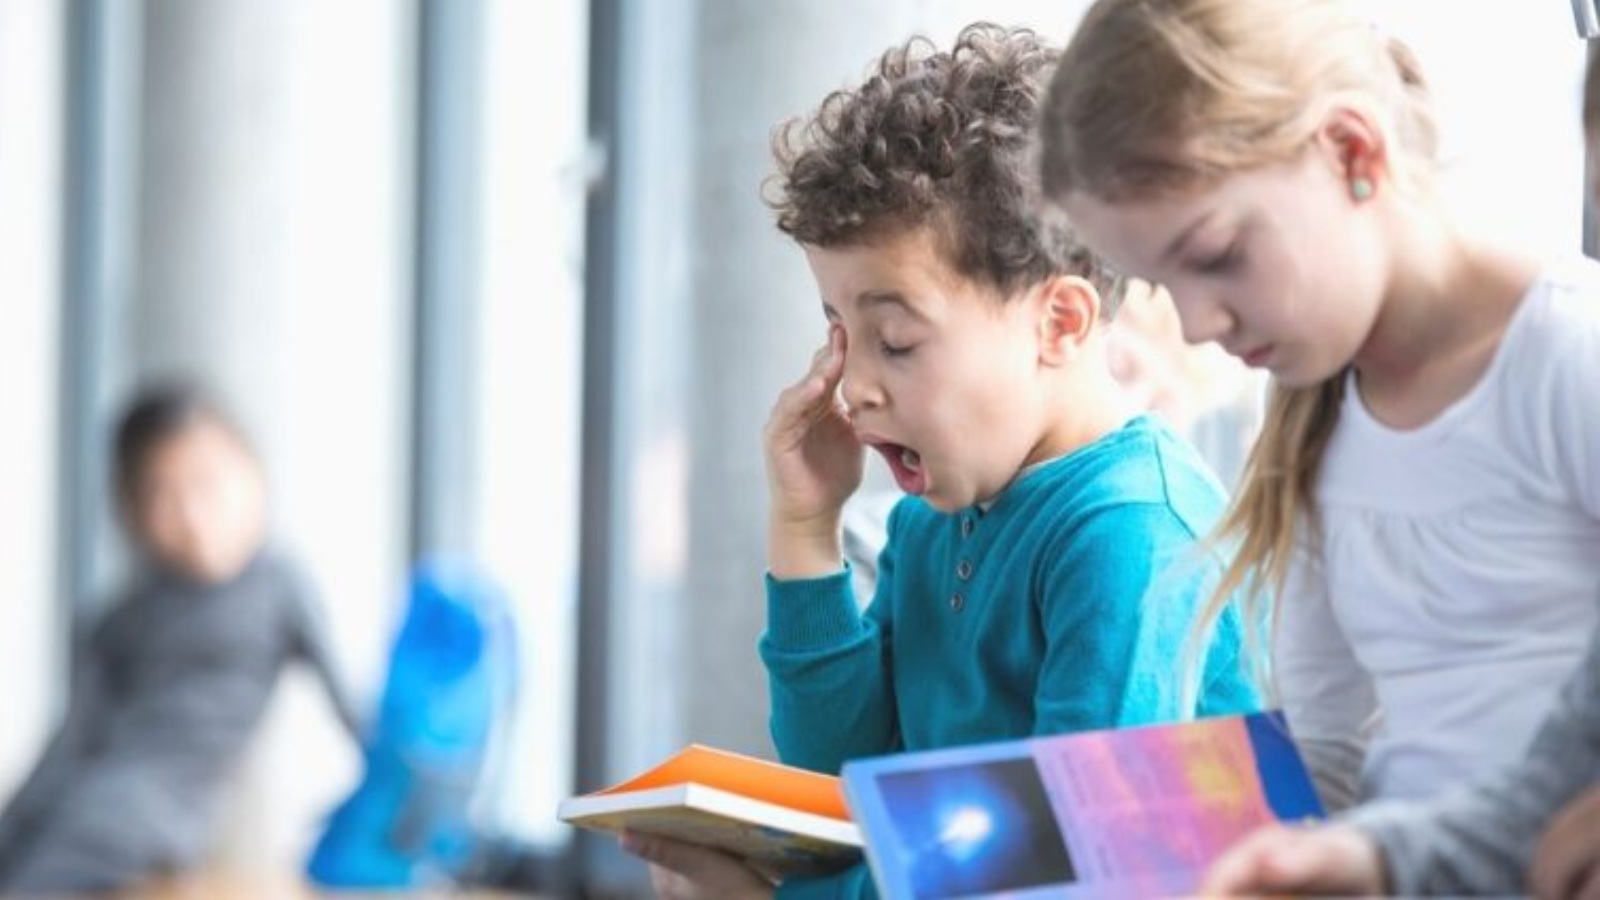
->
<box><xmin>0</xmin><ymin>0</ymin><xmax>1587</xmax><ymax>894</ymax></box>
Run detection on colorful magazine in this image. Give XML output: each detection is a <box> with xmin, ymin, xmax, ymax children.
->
<box><xmin>841</xmin><ymin>711</ymin><xmax>1323</xmax><ymax>899</ymax></box>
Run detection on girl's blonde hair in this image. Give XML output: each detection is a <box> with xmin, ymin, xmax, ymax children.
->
<box><xmin>1037</xmin><ymin>0</ymin><xmax>1440</xmax><ymax>687</ymax></box>
<box><xmin>1039</xmin><ymin>0</ymin><xmax>1437</xmax><ymax>202</ymax></box>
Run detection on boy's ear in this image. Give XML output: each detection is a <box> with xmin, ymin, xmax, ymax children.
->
<box><xmin>1036</xmin><ymin>275</ymin><xmax>1101</xmax><ymax>365</ymax></box>
<box><xmin>1315</xmin><ymin>104</ymin><xmax>1388</xmax><ymax>201</ymax></box>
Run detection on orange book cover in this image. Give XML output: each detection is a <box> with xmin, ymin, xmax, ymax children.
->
<box><xmin>557</xmin><ymin>745</ymin><xmax>862</xmax><ymax>878</ymax></box>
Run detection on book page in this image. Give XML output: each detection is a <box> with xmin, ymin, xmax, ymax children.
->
<box><xmin>568</xmin><ymin>795</ymin><xmax>861</xmax><ymax>878</ymax></box>
<box><xmin>844</xmin><ymin>712</ymin><xmax>1321</xmax><ymax>899</ymax></box>
<box><xmin>1036</xmin><ymin>716</ymin><xmax>1275</xmax><ymax>887</ymax></box>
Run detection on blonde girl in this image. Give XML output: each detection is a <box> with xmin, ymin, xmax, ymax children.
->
<box><xmin>1037</xmin><ymin>0</ymin><xmax>1600</xmax><ymax>817</ymax></box>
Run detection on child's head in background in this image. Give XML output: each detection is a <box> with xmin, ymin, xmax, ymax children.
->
<box><xmin>767</xmin><ymin>23</ymin><xmax>1128</xmax><ymax>511</ymax></box>
<box><xmin>114</xmin><ymin>384</ymin><xmax>268</xmax><ymax>585</ymax></box>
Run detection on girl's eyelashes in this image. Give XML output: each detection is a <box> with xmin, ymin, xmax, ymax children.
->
<box><xmin>879</xmin><ymin>340</ymin><xmax>914</xmax><ymax>359</ymax></box>
<box><xmin>1192</xmin><ymin>241</ymin><xmax>1242</xmax><ymax>274</ymax></box>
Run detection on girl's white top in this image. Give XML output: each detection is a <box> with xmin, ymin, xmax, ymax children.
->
<box><xmin>1279</xmin><ymin>258</ymin><xmax>1600</xmax><ymax>810</ymax></box>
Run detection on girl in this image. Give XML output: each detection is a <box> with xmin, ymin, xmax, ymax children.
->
<box><xmin>1203</xmin><ymin>39</ymin><xmax>1600</xmax><ymax>900</ymax></box>
<box><xmin>1037</xmin><ymin>0</ymin><xmax>1600</xmax><ymax>819</ymax></box>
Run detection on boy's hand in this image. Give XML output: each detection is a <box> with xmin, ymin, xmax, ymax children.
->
<box><xmin>1530</xmin><ymin>784</ymin><xmax>1600</xmax><ymax>900</ymax></box>
<box><xmin>1197</xmin><ymin>823</ymin><xmax>1386</xmax><ymax>896</ymax></box>
<box><xmin>620</xmin><ymin>832</ymin><xmax>776</xmax><ymax>900</ymax></box>
<box><xmin>763</xmin><ymin>326</ymin><xmax>864</xmax><ymax>577</ymax></box>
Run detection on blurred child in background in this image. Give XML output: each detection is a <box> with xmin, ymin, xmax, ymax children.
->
<box><xmin>0</xmin><ymin>384</ymin><xmax>359</xmax><ymax>893</ymax></box>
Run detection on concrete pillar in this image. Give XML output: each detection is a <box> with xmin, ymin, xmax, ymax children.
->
<box><xmin>123</xmin><ymin>0</ymin><xmax>412</xmax><ymax>871</ymax></box>
<box><xmin>132</xmin><ymin>0</ymin><xmax>293</xmax><ymax>425</ymax></box>
<box><xmin>0</xmin><ymin>0</ymin><xmax>63</xmax><ymax>800</ymax></box>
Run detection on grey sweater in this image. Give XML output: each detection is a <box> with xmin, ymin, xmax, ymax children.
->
<box><xmin>1349</xmin><ymin>621</ymin><xmax>1600</xmax><ymax>896</ymax></box>
<box><xmin>0</xmin><ymin>550</ymin><xmax>358</xmax><ymax>893</ymax></box>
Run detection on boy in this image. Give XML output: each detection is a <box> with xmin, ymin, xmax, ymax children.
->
<box><xmin>623</xmin><ymin>23</ymin><xmax>1259</xmax><ymax>899</ymax></box>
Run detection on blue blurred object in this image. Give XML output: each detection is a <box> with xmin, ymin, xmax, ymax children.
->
<box><xmin>306</xmin><ymin>560</ymin><xmax>517</xmax><ymax>887</ymax></box>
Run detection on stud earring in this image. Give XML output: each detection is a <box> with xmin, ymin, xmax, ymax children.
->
<box><xmin>1350</xmin><ymin>178</ymin><xmax>1375</xmax><ymax>201</ymax></box>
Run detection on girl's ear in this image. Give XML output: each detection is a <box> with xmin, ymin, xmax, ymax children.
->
<box><xmin>1037</xmin><ymin>275</ymin><xmax>1101</xmax><ymax>366</ymax></box>
<box><xmin>1316</xmin><ymin>104</ymin><xmax>1389</xmax><ymax>202</ymax></box>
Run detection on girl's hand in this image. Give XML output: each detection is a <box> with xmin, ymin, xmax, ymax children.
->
<box><xmin>1530</xmin><ymin>784</ymin><xmax>1600</xmax><ymax>900</ymax></box>
<box><xmin>620</xmin><ymin>831</ymin><xmax>777</xmax><ymax>900</ymax></box>
<box><xmin>1197</xmin><ymin>823</ymin><xmax>1386</xmax><ymax>896</ymax></box>
<box><xmin>762</xmin><ymin>326</ymin><xmax>864</xmax><ymax>577</ymax></box>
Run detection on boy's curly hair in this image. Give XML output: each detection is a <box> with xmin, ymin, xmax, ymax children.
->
<box><xmin>768</xmin><ymin>22</ymin><xmax>1123</xmax><ymax>312</ymax></box>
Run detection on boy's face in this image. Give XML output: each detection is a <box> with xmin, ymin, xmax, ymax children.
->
<box><xmin>130</xmin><ymin>420</ymin><xmax>268</xmax><ymax>585</ymax></box>
<box><xmin>807</xmin><ymin>227</ymin><xmax>1055</xmax><ymax>510</ymax></box>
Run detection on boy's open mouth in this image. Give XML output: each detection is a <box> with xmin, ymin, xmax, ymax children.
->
<box><xmin>871</xmin><ymin>441</ymin><xmax>927</xmax><ymax>496</ymax></box>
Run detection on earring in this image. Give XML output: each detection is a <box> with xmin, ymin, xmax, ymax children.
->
<box><xmin>1350</xmin><ymin>177</ymin><xmax>1375</xmax><ymax>201</ymax></box>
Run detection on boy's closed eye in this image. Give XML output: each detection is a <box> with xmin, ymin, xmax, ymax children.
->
<box><xmin>878</xmin><ymin>338</ymin><xmax>915</xmax><ymax>358</ymax></box>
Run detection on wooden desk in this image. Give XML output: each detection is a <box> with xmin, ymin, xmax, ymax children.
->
<box><xmin>4</xmin><ymin>873</ymin><xmax>529</xmax><ymax>899</ymax></box>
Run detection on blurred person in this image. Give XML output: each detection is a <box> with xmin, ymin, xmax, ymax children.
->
<box><xmin>0</xmin><ymin>383</ymin><xmax>359</xmax><ymax>894</ymax></box>
<box><xmin>1109</xmin><ymin>279</ymin><xmax>1263</xmax><ymax>486</ymax></box>
<box><xmin>1107</xmin><ymin>279</ymin><xmax>1245</xmax><ymax>432</ymax></box>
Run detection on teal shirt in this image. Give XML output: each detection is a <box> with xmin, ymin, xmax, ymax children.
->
<box><xmin>760</xmin><ymin>415</ymin><xmax>1260</xmax><ymax>899</ymax></box>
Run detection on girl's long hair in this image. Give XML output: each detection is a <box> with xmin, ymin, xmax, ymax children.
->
<box><xmin>1039</xmin><ymin>0</ymin><xmax>1437</xmax><ymax>689</ymax></box>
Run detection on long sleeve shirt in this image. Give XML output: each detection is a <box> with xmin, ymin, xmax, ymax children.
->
<box><xmin>761</xmin><ymin>415</ymin><xmax>1261</xmax><ymax>899</ymax></box>
<box><xmin>1277</xmin><ymin>262</ymin><xmax>1600</xmax><ymax>811</ymax></box>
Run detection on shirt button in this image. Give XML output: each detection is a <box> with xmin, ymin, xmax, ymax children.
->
<box><xmin>950</xmin><ymin>593</ymin><xmax>966</xmax><ymax>613</ymax></box>
<box><xmin>960</xmin><ymin>517</ymin><xmax>973</xmax><ymax>538</ymax></box>
<box><xmin>956</xmin><ymin>560</ymin><xmax>973</xmax><ymax>580</ymax></box>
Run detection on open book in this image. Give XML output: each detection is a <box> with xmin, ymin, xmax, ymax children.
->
<box><xmin>842</xmin><ymin>711</ymin><xmax>1323</xmax><ymax>899</ymax></box>
<box><xmin>557</xmin><ymin>744</ymin><xmax>863</xmax><ymax>878</ymax></box>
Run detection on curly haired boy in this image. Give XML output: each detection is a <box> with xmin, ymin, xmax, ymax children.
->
<box><xmin>623</xmin><ymin>24</ymin><xmax>1260</xmax><ymax>900</ymax></box>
